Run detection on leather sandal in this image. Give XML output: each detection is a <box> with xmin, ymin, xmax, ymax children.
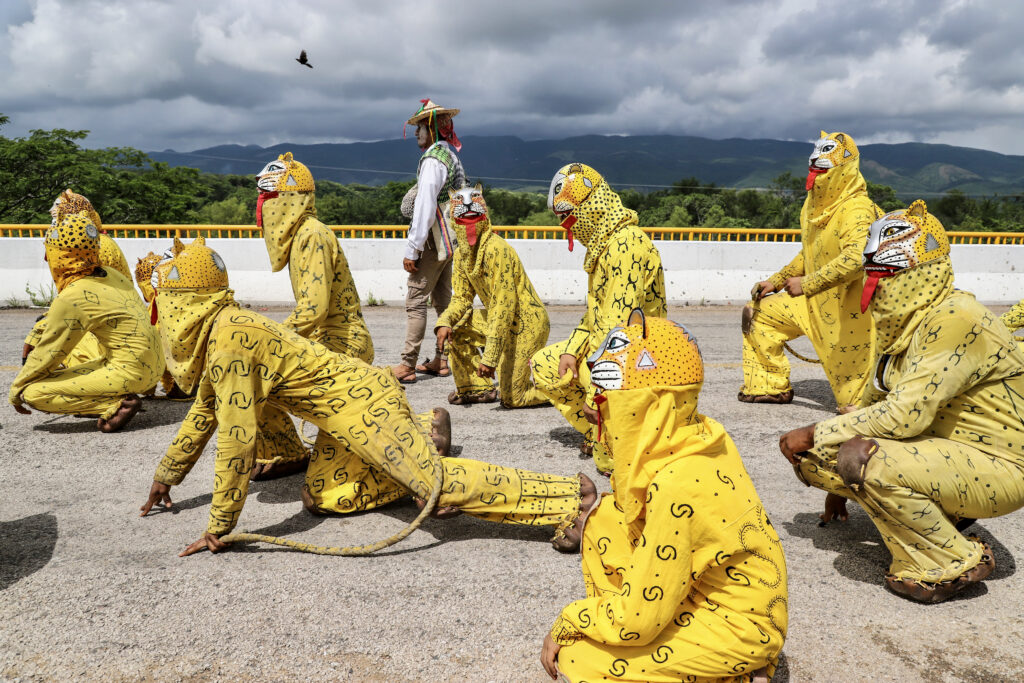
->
<box><xmin>447</xmin><ymin>389</ymin><xmax>498</xmax><ymax>405</ymax></box>
<box><xmin>417</xmin><ymin>358</ymin><xmax>450</xmax><ymax>377</ymax></box>
<box><xmin>884</xmin><ymin>541</ymin><xmax>995</xmax><ymax>603</ymax></box>
<box><xmin>393</xmin><ymin>364</ymin><xmax>417</xmax><ymax>384</ymax></box>
<box><xmin>737</xmin><ymin>390</ymin><xmax>793</xmax><ymax>404</ymax></box>
<box><xmin>551</xmin><ymin>473</ymin><xmax>599</xmax><ymax>553</ymax></box>
<box><xmin>97</xmin><ymin>395</ymin><xmax>142</xmax><ymax>433</ymax></box>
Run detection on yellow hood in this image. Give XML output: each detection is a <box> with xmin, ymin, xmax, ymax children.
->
<box><xmin>45</xmin><ymin>212</ymin><xmax>101</xmax><ymax>292</ymax></box>
<box><xmin>98</xmin><ymin>234</ymin><xmax>131</xmax><ymax>280</ymax></box>
<box><xmin>260</xmin><ymin>192</ymin><xmax>316</xmax><ymax>272</ymax></box>
<box><xmin>870</xmin><ymin>258</ymin><xmax>954</xmax><ymax>356</ymax></box>
<box><xmin>601</xmin><ymin>385</ymin><xmax>731</xmax><ymax>524</ymax></box>
<box><xmin>571</xmin><ymin>181</ymin><xmax>639</xmax><ymax>273</ymax></box>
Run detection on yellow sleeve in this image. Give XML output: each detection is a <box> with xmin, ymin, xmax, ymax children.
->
<box><xmin>435</xmin><ymin>255</ymin><xmax>475</xmax><ymax>332</ymax></box>
<box><xmin>205</xmin><ymin>349</ymin><xmax>270</xmax><ymax>535</ymax></box>
<box><xmin>553</xmin><ymin>484</ymin><xmax>693</xmax><ymax>646</ymax></box>
<box><xmin>479</xmin><ymin>244</ymin><xmax>519</xmax><ymax>368</ymax></box>
<box><xmin>9</xmin><ymin>292</ymin><xmax>89</xmax><ymax>405</ymax></box>
<box><xmin>24</xmin><ymin>317</ymin><xmax>46</xmax><ymax>348</ymax></box>
<box><xmin>565</xmin><ymin>313</ymin><xmax>591</xmax><ymax>358</ymax></box>
<box><xmin>801</xmin><ymin>200</ymin><xmax>874</xmax><ymax>297</ymax></box>
<box><xmin>768</xmin><ymin>251</ymin><xmax>804</xmax><ymax>290</ymax></box>
<box><xmin>282</xmin><ymin>227</ymin><xmax>331</xmax><ymax>339</ymax></box>
<box><xmin>1000</xmin><ymin>299</ymin><xmax>1024</xmax><ymax>333</ymax></box>
<box><xmin>154</xmin><ymin>377</ymin><xmax>218</xmax><ymax>486</ymax></box>
<box><xmin>814</xmin><ymin>312</ymin><xmax>998</xmax><ymax>449</ymax></box>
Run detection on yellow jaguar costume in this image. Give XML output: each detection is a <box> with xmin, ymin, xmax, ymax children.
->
<box><xmin>551</xmin><ymin>310</ymin><xmax>787</xmax><ymax>682</ymax></box>
<box><xmin>150</xmin><ymin>240</ymin><xmax>590</xmax><ymax>546</ymax></box>
<box><xmin>999</xmin><ymin>299</ymin><xmax>1024</xmax><ymax>336</ymax></box>
<box><xmin>23</xmin><ymin>191</ymin><xmax>133</xmax><ymax>367</ymax></box>
<box><xmin>531</xmin><ymin>164</ymin><xmax>666</xmax><ymax>472</ymax></box>
<box><xmin>742</xmin><ymin>132</ymin><xmax>879</xmax><ymax>410</ymax></box>
<box><xmin>435</xmin><ymin>184</ymin><xmax>549</xmax><ymax>406</ymax></box>
<box><xmin>10</xmin><ymin>213</ymin><xmax>162</xmax><ymax>426</ymax></box>
<box><xmin>794</xmin><ymin>201</ymin><xmax>1024</xmax><ymax>602</ymax></box>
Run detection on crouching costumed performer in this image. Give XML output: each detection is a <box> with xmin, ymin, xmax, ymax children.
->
<box><xmin>741</xmin><ymin>132</ymin><xmax>879</xmax><ymax>411</ymax></box>
<box><xmin>542</xmin><ymin>310</ymin><xmax>787</xmax><ymax>683</ymax></box>
<box><xmin>435</xmin><ymin>184</ymin><xmax>550</xmax><ymax>407</ymax></box>
<box><xmin>139</xmin><ymin>239</ymin><xmax>597</xmax><ymax>556</ymax></box>
<box><xmin>531</xmin><ymin>164</ymin><xmax>666</xmax><ymax>473</ymax></box>
<box><xmin>9</xmin><ymin>211</ymin><xmax>162</xmax><ymax>432</ymax></box>
<box><xmin>780</xmin><ymin>201</ymin><xmax>1024</xmax><ymax>602</ymax></box>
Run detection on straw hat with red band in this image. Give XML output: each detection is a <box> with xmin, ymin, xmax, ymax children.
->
<box><xmin>404</xmin><ymin>99</ymin><xmax>462</xmax><ymax>152</ymax></box>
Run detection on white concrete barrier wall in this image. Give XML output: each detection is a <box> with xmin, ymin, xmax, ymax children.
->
<box><xmin>2</xmin><ymin>237</ymin><xmax>1021</xmax><ymax>305</ymax></box>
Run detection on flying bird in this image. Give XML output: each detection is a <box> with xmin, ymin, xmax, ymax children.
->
<box><xmin>296</xmin><ymin>50</ymin><xmax>313</xmax><ymax>68</ymax></box>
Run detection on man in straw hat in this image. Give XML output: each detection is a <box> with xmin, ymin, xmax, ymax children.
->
<box><xmin>393</xmin><ymin>99</ymin><xmax>467</xmax><ymax>383</ymax></box>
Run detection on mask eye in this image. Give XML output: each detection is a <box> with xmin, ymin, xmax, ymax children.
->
<box><xmin>553</xmin><ymin>182</ymin><xmax>563</xmax><ymax>195</ymax></box>
<box><xmin>607</xmin><ymin>334</ymin><xmax>629</xmax><ymax>351</ymax></box>
<box><xmin>822</xmin><ymin>144</ymin><xmax>835</xmax><ymax>153</ymax></box>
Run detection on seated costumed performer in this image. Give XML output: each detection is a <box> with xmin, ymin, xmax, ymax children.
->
<box><xmin>23</xmin><ymin>190</ymin><xmax>134</xmax><ymax>368</ymax></box>
<box><xmin>434</xmin><ymin>184</ymin><xmax>550</xmax><ymax>407</ymax></box>
<box><xmin>998</xmin><ymin>298</ymin><xmax>1024</xmax><ymax>340</ymax></box>
<box><xmin>531</xmin><ymin>163</ymin><xmax>666</xmax><ymax>474</ymax></box>
<box><xmin>780</xmin><ymin>201</ymin><xmax>1024</xmax><ymax>603</ymax></box>
<box><xmin>139</xmin><ymin>239</ymin><xmax>597</xmax><ymax>556</ymax></box>
<box><xmin>542</xmin><ymin>309</ymin><xmax>787</xmax><ymax>683</ymax></box>
<box><xmin>10</xmin><ymin>212</ymin><xmax>163</xmax><ymax>432</ymax></box>
<box><xmin>741</xmin><ymin>131</ymin><xmax>880</xmax><ymax>411</ymax></box>
<box><xmin>134</xmin><ymin>245</ymin><xmax>192</xmax><ymax>400</ymax></box>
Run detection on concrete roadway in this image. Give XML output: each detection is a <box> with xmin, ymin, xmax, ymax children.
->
<box><xmin>1</xmin><ymin>305</ymin><xmax>1022</xmax><ymax>681</ymax></box>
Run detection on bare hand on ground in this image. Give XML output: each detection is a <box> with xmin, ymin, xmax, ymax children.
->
<box><xmin>179</xmin><ymin>532</ymin><xmax>229</xmax><ymax>557</ymax></box>
<box><xmin>540</xmin><ymin>633</ymin><xmax>562</xmax><ymax>680</ymax></box>
<box><xmin>139</xmin><ymin>481</ymin><xmax>173</xmax><ymax>515</ymax></box>
<box><xmin>779</xmin><ymin>424</ymin><xmax>815</xmax><ymax>465</ymax></box>
<box><xmin>819</xmin><ymin>493</ymin><xmax>849</xmax><ymax>525</ymax></box>
<box><xmin>477</xmin><ymin>363</ymin><xmax>495</xmax><ymax>379</ymax></box>
<box><xmin>558</xmin><ymin>353</ymin><xmax>579</xmax><ymax>381</ymax></box>
<box><xmin>403</xmin><ymin>258</ymin><xmax>419</xmax><ymax>273</ymax></box>
<box><xmin>751</xmin><ymin>280</ymin><xmax>775</xmax><ymax>301</ymax></box>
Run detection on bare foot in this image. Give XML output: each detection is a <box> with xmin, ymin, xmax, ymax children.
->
<box><xmin>97</xmin><ymin>395</ymin><xmax>141</xmax><ymax>433</ymax></box>
<box><xmin>430</xmin><ymin>407</ymin><xmax>451</xmax><ymax>457</ymax></box>
<box><xmin>393</xmin><ymin>364</ymin><xmax>417</xmax><ymax>384</ymax></box>
<box><xmin>250</xmin><ymin>455</ymin><xmax>309</xmax><ymax>481</ymax></box>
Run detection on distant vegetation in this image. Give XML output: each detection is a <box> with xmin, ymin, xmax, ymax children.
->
<box><xmin>2</xmin><ymin>115</ymin><xmax>1023</xmax><ymax>232</ymax></box>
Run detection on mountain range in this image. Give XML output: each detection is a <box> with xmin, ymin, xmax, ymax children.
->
<box><xmin>149</xmin><ymin>135</ymin><xmax>1024</xmax><ymax>197</ymax></box>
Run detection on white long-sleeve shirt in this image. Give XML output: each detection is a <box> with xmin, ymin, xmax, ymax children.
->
<box><xmin>405</xmin><ymin>152</ymin><xmax>449</xmax><ymax>261</ymax></box>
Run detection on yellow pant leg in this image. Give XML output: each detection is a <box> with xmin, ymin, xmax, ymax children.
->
<box><xmin>255</xmin><ymin>405</ymin><xmax>308</xmax><ymax>465</ymax></box>
<box><xmin>579</xmin><ymin>496</ymin><xmax>633</xmax><ymax>597</ymax></box>
<box><xmin>317</xmin><ymin>324</ymin><xmax>374</xmax><ymax>365</ymax></box>
<box><xmin>498</xmin><ymin>311</ymin><xmax>550</xmax><ymax>408</ymax></box>
<box><xmin>800</xmin><ymin>437</ymin><xmax>1024</xmax><ymax>582</ymax></box>
<box><xmin>449</xmin><ymin>310</ymin><xmax>494</xmax><ymax>396</ymax></box>
<box><xmin>304</xmin><ymin>430</ymin><xmax>408</xmax><ymax>513</ymax></box>
<box><xmin>741</xmin><ymin>293</ymin><xmax>808</xmax><ymax>397</ymax></box>
<box><xmin>438</xmin><ymin>457</ymin><xmax>580</xmax><ymax>526</ymax></box>
<box><xmin>531</xmin><ymin>340</ymin><xmax>611</xmax><ymax>470</ymax></box>
<box><xmin>20</xmin><ymin>359</ymin><xmax>133</xmax><ymax>419</ymax></box>
<box><xmin>313</xmin><ymin>367</ymin><xmax>580</xmax><ymax>527</ymax></box>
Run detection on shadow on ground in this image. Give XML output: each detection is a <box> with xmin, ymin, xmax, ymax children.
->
<box><xmin>789</xmin><ymin>379</ymin><xmax>836</xmax><ymax>413</ymax></box>
<box><xmin>0</xmin><ymin>512</ymin><xmax>57</xmax><ymax>591</ymax></box>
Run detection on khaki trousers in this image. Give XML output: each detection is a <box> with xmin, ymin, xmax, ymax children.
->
<box><xmin>402</xmin><ymin>238</ymin><xmax>452</xmax><ymax>367</ymax></box>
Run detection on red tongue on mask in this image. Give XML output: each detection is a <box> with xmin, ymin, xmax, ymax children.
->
<box><xmin>150</xmin><ymin>296</ymin><xmax>159</xmax><ymax>325</ymax></box>
<box><xmin>455</xmin><ymin>214</ymin><xmax>486</xmax><ymax>246</ymax></box>
<box><xmin>561</xmin><ymin>215</ymin><xmax>577</xmax><ymax>252</ymax></box>
<box><xmin>256</xmin><ymin>191</ymin><xmax>278</xmax><ymax>228</ymax></box>
<box><xmin>593</xmin><ymin>393</ymin><xmax>607</xmax><ymax>441</ymax></box>
<box><xmin>861</xmin><ymin>273</ymin><xmax>882</xmax><ymax>313</ymax></box>
<box><xmin>806</xmin><ymin>167</ymin><xmax>827</xmax><ymax>191</ymax></box>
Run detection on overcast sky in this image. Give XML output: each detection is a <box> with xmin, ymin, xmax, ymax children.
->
<box><xmin>2</xmin><ymin>0</ymin><xmax>1023</xmax><ymax>154</ymax></box>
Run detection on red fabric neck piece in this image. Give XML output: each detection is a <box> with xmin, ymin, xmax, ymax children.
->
<box><xmin>561</xmin><ymin>215</ymin><xmax>577</xmax><ymax>252</ymax></box>
<box><xmin>806</xmin><ymin>167</ymin><xmax>827</xmax><ymax>191</ymax></box>
<box><xmin>256</xmin><ymin>191</ymin><xmax>278</xmax><ymax>228</ymax></box>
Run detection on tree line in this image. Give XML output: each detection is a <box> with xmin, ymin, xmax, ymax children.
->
<box><xmin>2</xmin><ymin>116</ymin><xmax>1022</xmax><ymax>232</ymax></box>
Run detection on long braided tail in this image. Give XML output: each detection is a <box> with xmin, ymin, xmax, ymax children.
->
<box><xmin>746</xmin><ymin>296</ymin><xmax>822</xmax><ymax>365</ymax></box>
<box><xmin>223</xmin><ymin>436</ymin><xmax>444</xmax><ymax>557</ymax></box>
<box><xmin>783</xmin><ymin>342</ymin><xmax>822</xmax><ymax>365</ymax></box>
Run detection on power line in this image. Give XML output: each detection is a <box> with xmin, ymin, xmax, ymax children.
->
<box><xmin>153</xmin><ymin>149</ymin><xmax>1024</xmax><ymax>198</ymax></box>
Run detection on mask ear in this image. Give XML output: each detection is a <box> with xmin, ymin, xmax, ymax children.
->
<box><xmin>194</xmin><ymin>236</ymin><xmax>206</xmax><ymax>246</ymax></box>
<box><xmin>281</xmin><ymin>152</ymin><xmax>293</xmax><ymax>162</ymax></box>
<box><xmin>908</xmin><ymin>199</ymin><xmax>927</xmax><ymax>219</ymax></box>
<box><xmin>448</xmin><ymin>188</ymin><xmax>457</xmax><ymax>201</ymax></box>
<box><xmin>474</xmin><ymin>182</ymin><xmax>483</xmax><ymax>193</ymax></box>
<box><xmin>819</xmin><ymin>130</ymin><xmax>827</xmax><ymax>139</ymax></box>
<box><xmin>627</xmin><ymin>308</ymin><xmax>647</xmax><ymax>338</ymax></box>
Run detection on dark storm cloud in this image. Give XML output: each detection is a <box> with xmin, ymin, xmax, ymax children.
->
<box><xmin>1</xmin><ymin>0</ymin><xmax>1022</xmax><ymax>154</ymax></box>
